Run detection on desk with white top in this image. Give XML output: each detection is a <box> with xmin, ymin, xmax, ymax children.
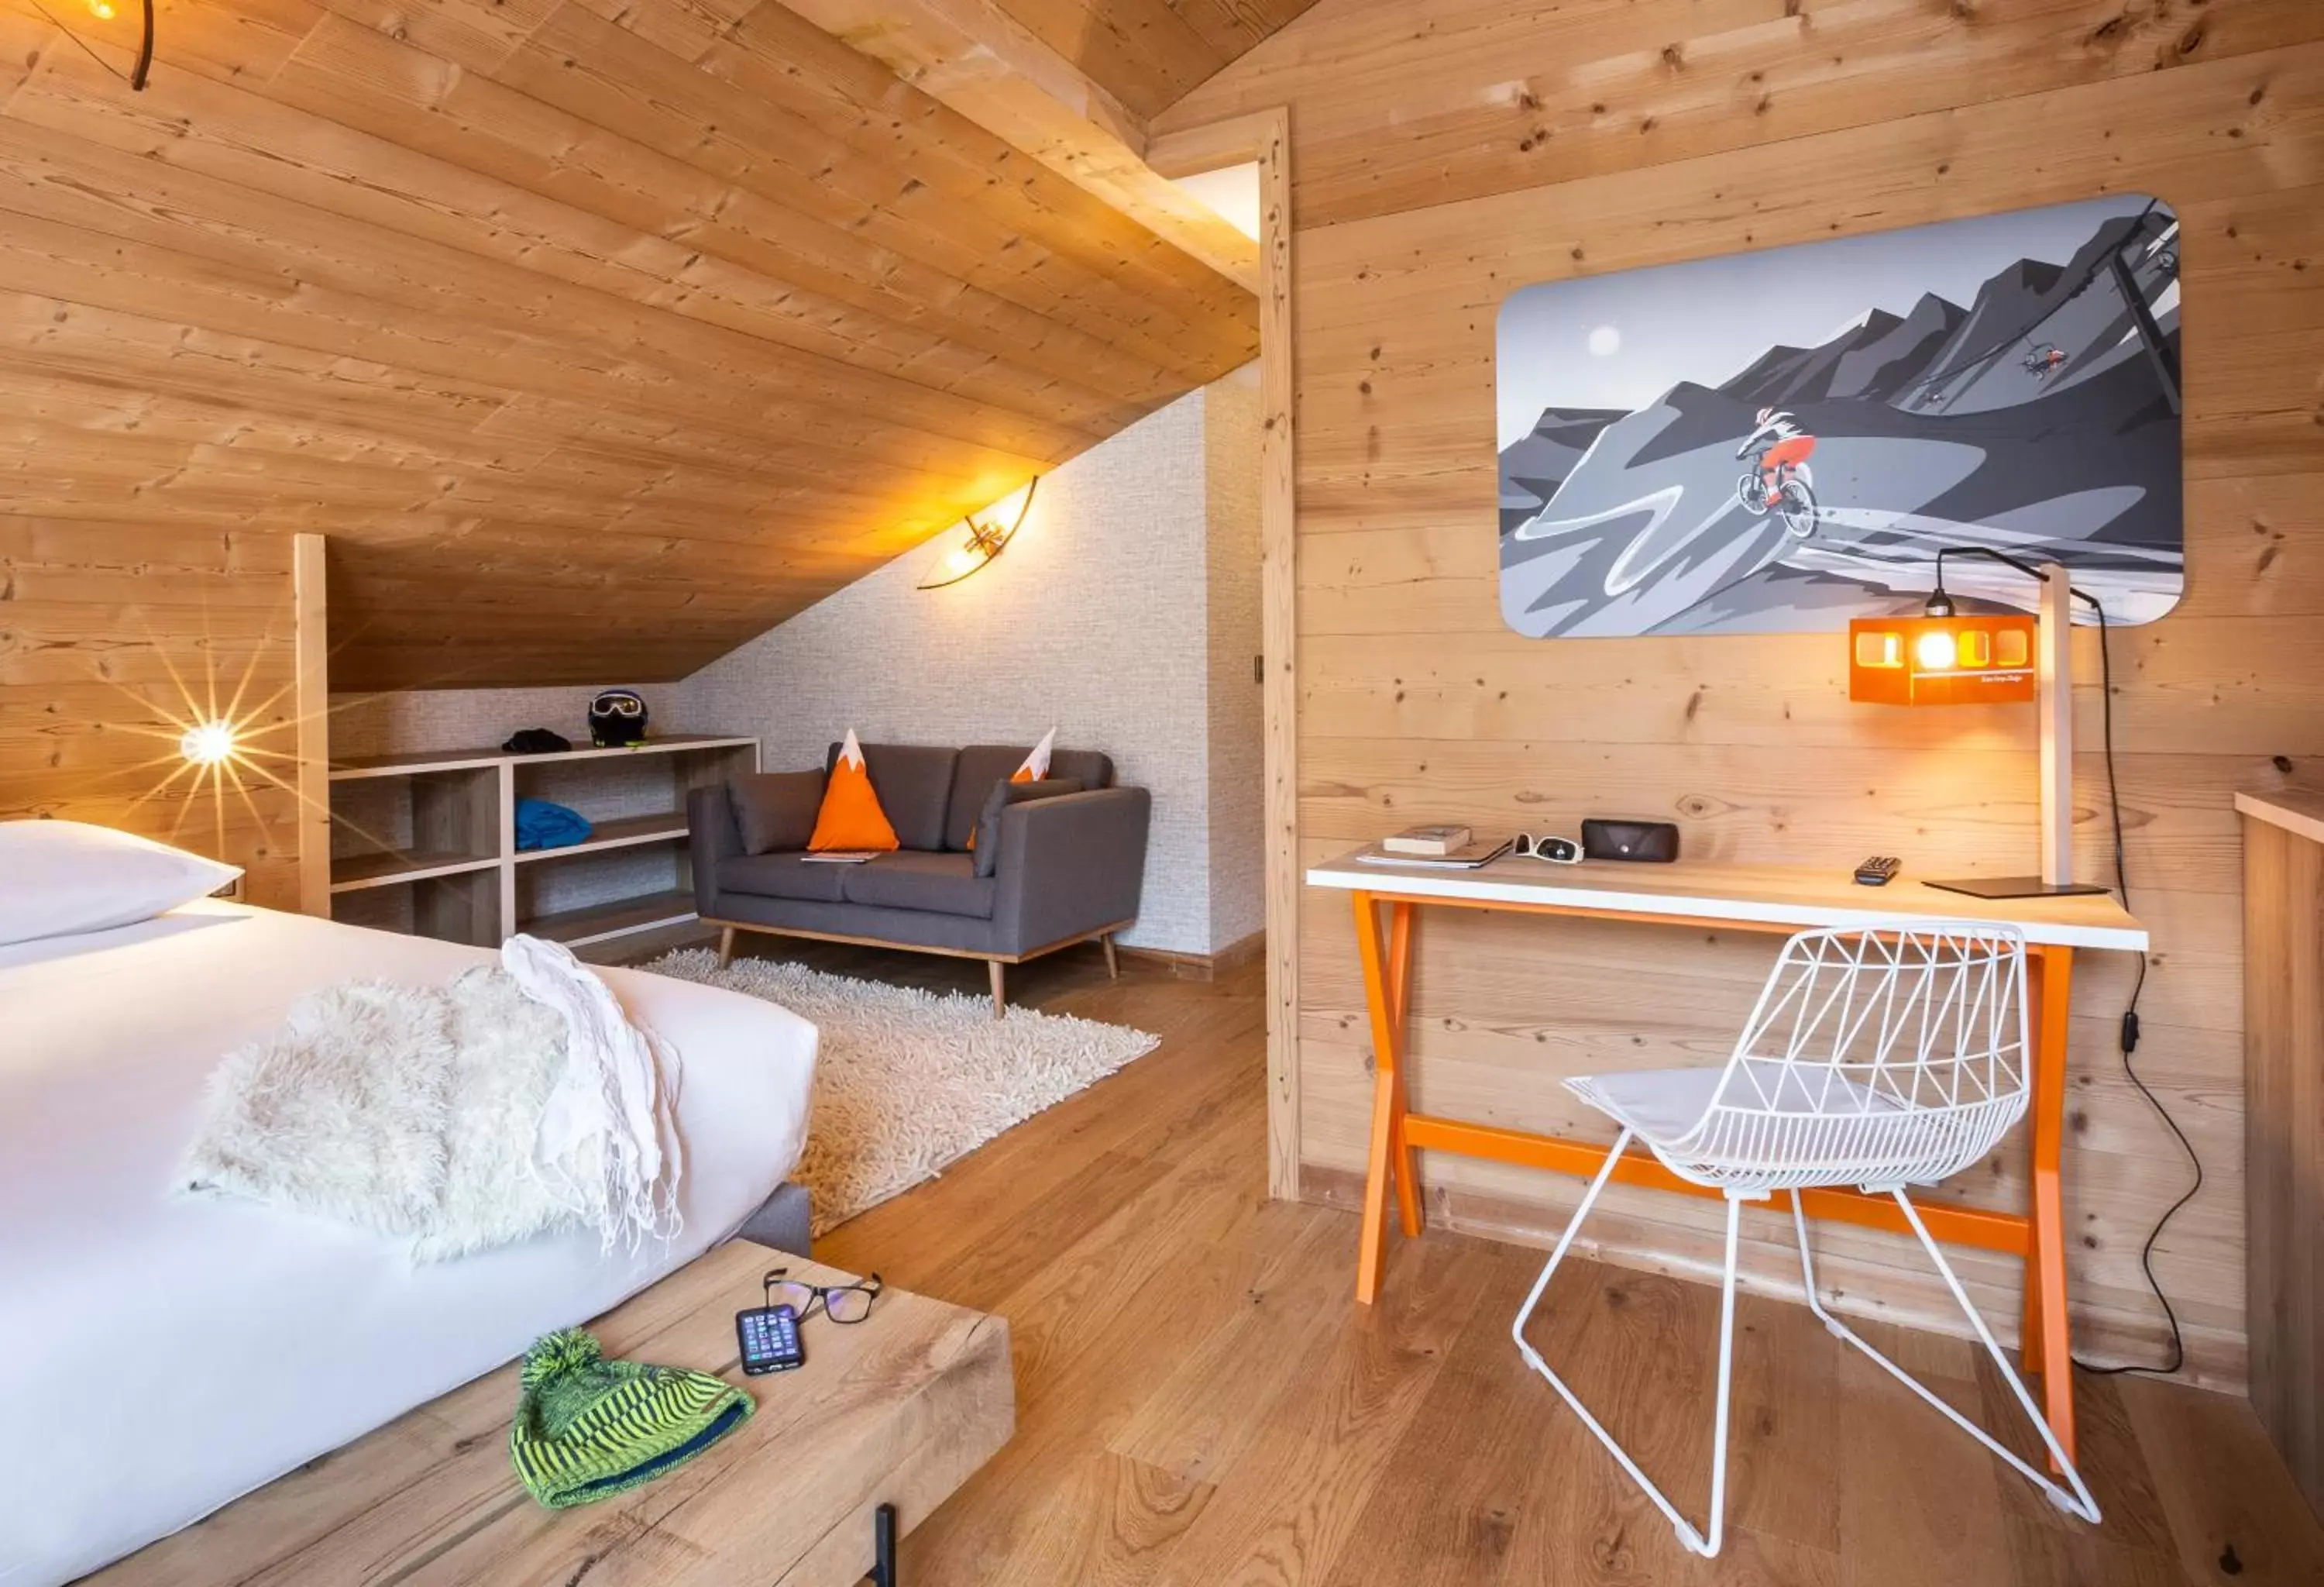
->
<box><xmin>1306</xmin><ymin>848</ymin><xmax>2148</xmax><ymax>1464</ymax></box>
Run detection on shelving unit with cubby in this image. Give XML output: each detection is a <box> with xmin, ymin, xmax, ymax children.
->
<box><xmin>325</xmin><ymin>735</ymin><xmax>757</xmax><ymax>949</ymax></box>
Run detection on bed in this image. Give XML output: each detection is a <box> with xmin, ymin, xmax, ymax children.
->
<box><xmin>0</xmin><ymin>901</ymin><xmax>817</xmax><ymax>1587</ymax></box>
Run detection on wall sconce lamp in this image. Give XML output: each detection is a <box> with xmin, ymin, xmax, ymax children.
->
<box><xmin>178</xmin><ymin>719</ymin><xmax>239</xmax><ymax>767</ymax></box>
<box><xmin>918</xmin><ymin>477</ymin><xmax>1038</xmax><ymax>590</ymax></box>
<box><xmin>1849</xmin><ymin>546</ymin><xmax>2112</xmax><ymax>900</ymax></box>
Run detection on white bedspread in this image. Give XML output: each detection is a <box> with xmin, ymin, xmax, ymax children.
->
<box><xmin>0</xmin><ymin>903</ymin><xmax>816</xmax><ymax>1586</ymax></box>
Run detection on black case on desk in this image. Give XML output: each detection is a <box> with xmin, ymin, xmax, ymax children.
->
<box><xmin>1581</xmin><ymin>818</ymin><xmax>1680</xmax><ymax>863</ymax></box>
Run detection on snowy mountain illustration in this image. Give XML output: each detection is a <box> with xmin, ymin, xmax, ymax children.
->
<box><xmin>1499</xmin><ymin>201</ymin><xmax>2183</xmax><ymax>638</ymax></box>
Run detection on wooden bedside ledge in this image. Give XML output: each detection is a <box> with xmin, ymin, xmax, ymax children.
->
<box><xmin>88</xmin><ymin>1244</ymin><xmax>1016</xmax><ymax>1587</ymax></box>
<box><xmin>2236</xmin><ymin>788</ymin><xmax>2324</xmax><ymax>849</ymax></box>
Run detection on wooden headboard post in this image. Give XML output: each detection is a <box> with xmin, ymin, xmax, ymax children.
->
<box><xmin>294</xmin><ymin>533</ymin><xmax>330</xmax><ymax>917</ymax></box>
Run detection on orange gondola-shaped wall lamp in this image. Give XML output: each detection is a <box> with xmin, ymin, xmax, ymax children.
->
<box><xmin>1848</xmin><ymin>546</ymin><xmax>2109</xmax><ymax>900</ymax></box>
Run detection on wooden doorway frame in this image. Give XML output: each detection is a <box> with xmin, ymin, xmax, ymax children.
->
<box><xmin>1146</xmin><ymin>111</ymin><xmax>1298</xmax><ymax>1199</ymax></box>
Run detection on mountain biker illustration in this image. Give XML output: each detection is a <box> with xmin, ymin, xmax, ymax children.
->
<box><xmin>2021</xmin><ymin>343</ymin><xmax>2070</xmax><ymax>381</ymax></box>
<box><xmin>1734</xmin><ymin>407</ymin><xmax>1820</xmax><ymax>538</ymax></box>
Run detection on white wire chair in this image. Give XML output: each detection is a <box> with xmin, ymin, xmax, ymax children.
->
<box><xmin>1510</xmin><ymin>922</ymin><xmax>2100</xmax><ymax>1558</ymax></box>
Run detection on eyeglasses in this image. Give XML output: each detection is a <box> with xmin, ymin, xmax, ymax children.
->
<box><xmin>762</xmin><ymin>1268</ymin><xmax>883</xmax><ymax>1325</ymax></box>
<box><xmin>1512</xmin><ymin>832</ymin><xmax>1581</xmax><ymax>865</ymax></box>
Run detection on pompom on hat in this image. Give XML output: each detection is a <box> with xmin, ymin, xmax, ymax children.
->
<box><xmin>509</xmin><ymin>1327</ymin><xmax>751</xmax><ymax>1508</ymax></box>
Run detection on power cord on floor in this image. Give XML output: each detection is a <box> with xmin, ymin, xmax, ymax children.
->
<box><xmin>2068</xmin><ymin>595</ymin><xmax>2200</xmax><ymax>1379</ymax></box>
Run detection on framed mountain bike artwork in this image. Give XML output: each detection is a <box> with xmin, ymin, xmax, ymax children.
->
<box><xmin>1495</xmin><ymin>195</ymin><xmax>2184</xmax><ymax>639</ymax></box>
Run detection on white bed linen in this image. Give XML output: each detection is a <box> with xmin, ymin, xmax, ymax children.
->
<box><xmin>0</xmin><ymin>903</ymin><xmax>816</xmax><ymax>1586</ymax></box>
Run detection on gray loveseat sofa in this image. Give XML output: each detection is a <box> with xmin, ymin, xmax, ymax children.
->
<box><xmin>687</xmin><ymin>742</ymin><xmax>1151</xmax><ymax>1014</ymax></box>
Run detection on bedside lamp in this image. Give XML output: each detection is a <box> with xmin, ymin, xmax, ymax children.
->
<box><xmin>1848</xmin><ymin>546</ymin><xmax>2109</xmax><ymax>900</ymax></box>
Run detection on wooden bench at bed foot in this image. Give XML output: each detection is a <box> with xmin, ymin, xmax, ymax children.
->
<box><xmin>86</xmin><ymin>1244</ymin><xmax>1014</xmax><ymax>1586</ymax></box>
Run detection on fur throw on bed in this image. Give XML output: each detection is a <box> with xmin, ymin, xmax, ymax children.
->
<box><xmin>180</xmin><ymin>947</ymin><xmax>680</xmax><ymax>1261</ymax></box>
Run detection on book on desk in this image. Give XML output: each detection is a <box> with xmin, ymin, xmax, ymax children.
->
<box><xmin>1356</xmin><ymin>837</ymin><xmax>1512</xmax><ymax>869</ymax></box>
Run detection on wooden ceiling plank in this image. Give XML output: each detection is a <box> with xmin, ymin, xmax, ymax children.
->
<box><xmin>0</xmin><ymin>294</ymin><xmax>528</xmax><ymax>453</ymax></box>
<box><xmin>263</xmin><ymin>15</ymin><xmax>1215</xmax><ymax>411</ymax></box>
<box><xmin>0</xmin><ymin>289</ymin><xmax>1055</xmax><ymax>516</ymax></box>
<box><xmin>596</xmin><ymin>0</ymin><xmax>1260</xmax><ymax>321</ymax></box>
<box><xmin>758</xmin><ymin>0</ymin><xmax>1261</xmax><ymax>291</ymax></box>
<box><xmin>330</xmin><ymin>527</ymin><xmax>889</xmax><ymax>580</ymax></box>
<box><xmin>477</xmin><ymin>6</ymin><xmax>1227</xmax><ymax>393</ymax></box>
<box><xmin>1158</xmin><ymin>0</ymin><xmax>1298</xmax><ymax>63</ymax></box>
<box><xmin>586</xmin><ymin>0</ymin><xmax>1257</xmax><ymax>330</ymax></box>
<box><xmin>0</xmin><ymin>344</ymin><xmax>545</xmax><ymax>471</ymax></box>
<box><xmin>985</xmin><ymin>0</ymin><xmax>1226</xmax><ymax>120</ymax></box>
<box><xmin>0</xmin><ymin>125</ymin><xmax>1111</xmax><ymax>464</ymax></box>
<box><xmin>344</xmin><ymin>522</ymin><xmax>934</xmax><ymax>587</ymax></box>
<box><xmin>514</xmin><ymin>2</ymin><xmax>1167</xmax><ymax>312</ymax></box>
<box><xmin>0</xmin><ymin>370</ymin><xmax>1023</xmax><ymax>537</ymax></box>
<box><xmin>478</xmin><ymin>394</ymin><xmax>1050</xmax><ymax>491</ymax></box>
<box><xmin>3</xmin><ymin>38</ymin><xmax>1183</xmax><ymax>415</ymax></box>
<box><xmin>700</xmin><ymin>0</ymin><xmax>1256</xmax><ymax>299</ymax></box>
<box><xmin>22</xmin><ymin>0</ymin><xmax>320</xmax><ymax>88</ymax></box>
<box><xmin>291</xmin><ymin>0</ymin><xmax>1240</xmax><ymax>394</ymax></box>
<box><xmin>0</xmin><ymin>420</ymin><xmax>968</xmax><ymax>541</ymax></box>
<box><xmin>309</xmin><ymin>0</ymin><xmax>565</xmax><ymax>75</ymax></box>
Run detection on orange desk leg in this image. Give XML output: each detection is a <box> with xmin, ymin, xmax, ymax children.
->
<box><xmin>1385</xmin><ymin>903</ymin><xmax>1423</xmax><ymax>1242</ymax></box>
<box><xmin>2019</xmin><ymin>954</ymin><xmax>2047</xmax><ymax>1379</ymax></box>
<box><xmin>1353</xmin><ymin>893</ymin><xmax>1398</xmax><ymax>1304</ymax></box>
<box><xmin>2029</xmin><ymin>945</ymin><xmax>2078</xmax><ymax>1465</ymax></box>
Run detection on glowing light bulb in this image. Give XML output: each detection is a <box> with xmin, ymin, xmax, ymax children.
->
<box><xmin>86</xmin><ymin>0</ymin><xmax>115</xmax><ymax>18</ymax></box>
<box><xmin>1913</xmin><ymin>630</ymin><xmax>1958</xmax><ymax>673</ymax></box>
<box><xmin>179</xmin><ymin>720</ymin><xmax>238</xmax><ymax>767</ymax></box>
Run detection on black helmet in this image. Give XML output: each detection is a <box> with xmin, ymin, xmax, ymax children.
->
<box><xmin>586</xmin><ymin>689</ymin><xmax>648</xmax><ymax>748</ymax></box>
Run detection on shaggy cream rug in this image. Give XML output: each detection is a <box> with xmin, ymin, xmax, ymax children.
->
<box><xmin>644</xmin><ymin>950</ymin><xmax>1160</xmax><ymax>1234</ymax></box>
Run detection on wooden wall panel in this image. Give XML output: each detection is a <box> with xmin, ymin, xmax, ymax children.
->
<box><xmin>1</xmin><ymin>524</ymin><xmax>304</xmax><ymax>907</ymax></box>
<box><xmin>1164</xmin><ymin>0</ymin><xmax>2324</xmax><ymax>1386</ymax></box>
<box><xmin>2242</xmin><ymin>803</ymin><xmax>2324</xmax><ymax>1519</ymax></box>
<box><xmin>0</xmin><ymin>0</ymin><xmax>1259</xmax><ymax>690</ymax></box>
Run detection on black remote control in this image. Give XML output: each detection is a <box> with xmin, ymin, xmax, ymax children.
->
<box><xmin>1854</xmin><ymin>855</ymin><xmax>1902</xmax><ymax>886</ymax></box>
<box><xmin>737</xmin><ymin>1303</ymin><xmax>804</xmax><ymax>1374</ymax></box>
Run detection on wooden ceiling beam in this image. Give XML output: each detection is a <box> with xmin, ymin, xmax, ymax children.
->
<box><xmin>769</xmin><ymin>0</ymin><xmax>1262</xmax><ymax>291</ymax></box>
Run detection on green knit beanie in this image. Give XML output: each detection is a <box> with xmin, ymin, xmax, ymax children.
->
<box><xmin>510</xmin><ymin>1327</ymin><xmax>752</xmax><ymax>1509</ymax></box>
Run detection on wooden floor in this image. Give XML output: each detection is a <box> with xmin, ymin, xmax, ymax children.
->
<box><xmin>721</xmin><ymin>937</ymin><xmax>2324</xmax><ymax>1587</ymax></box>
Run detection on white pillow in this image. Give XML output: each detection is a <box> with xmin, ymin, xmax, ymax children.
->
<box><xmin>0</xmin><ymin>820</ymin><xmax>242</xmax><ymax>945</ymax></box>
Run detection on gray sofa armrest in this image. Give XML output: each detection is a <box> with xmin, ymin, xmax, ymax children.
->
<box><xmin>992</xmin><ymin>786</ymin><xmax>1151</xmax><ymax>955</ymax></box>
<box><xmin>687</xmin><ymin>784</ymin><xmax>743</xmax><ymax>917</ymax></box>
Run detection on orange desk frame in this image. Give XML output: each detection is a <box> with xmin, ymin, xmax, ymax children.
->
<box><xmin>1348</xmin><ymin>886</ymin><xmax>2085</xmax><ymax>1461</ymax></box>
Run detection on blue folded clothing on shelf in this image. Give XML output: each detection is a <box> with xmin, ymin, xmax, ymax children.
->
<box><xmin>515</xmin><ymin>797</ymin><xmax>593</xmax><ymax>852</ymax></box>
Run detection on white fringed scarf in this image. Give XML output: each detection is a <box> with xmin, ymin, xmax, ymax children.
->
<box><xmin>503</xmin><ymin>934</ymin><xmax>684</xmax><ymax>1254</ymax></box>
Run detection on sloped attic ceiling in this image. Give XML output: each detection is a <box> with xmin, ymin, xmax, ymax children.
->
<box><xmin>980</xmin><ymin>0</ymin><xmax>1323</xmax><ymax>122</ymax></box>
<box><xmin>0</xmin><ymin>0</ymin><xmax>1263</xmax><ymax>690</ymax></box>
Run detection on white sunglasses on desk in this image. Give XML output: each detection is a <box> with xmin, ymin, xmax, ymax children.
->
<box><xmin>1512</xmin><ymin>832</ymin><xmax>1581</xmax><ymax>864</ymax></box>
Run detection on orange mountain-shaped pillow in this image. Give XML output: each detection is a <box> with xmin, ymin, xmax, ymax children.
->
<box><xmin>968</xmin><ymin>728</ymin><xmax>1056</xmax><ymax>852</ymax></box>
<box><xmin>807</xmin><ymin>730</ymin><xmax>899</xmax><ymax>852</ymax></box>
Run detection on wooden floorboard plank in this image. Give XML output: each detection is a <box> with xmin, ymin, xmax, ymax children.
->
<box><xmin>2123</xmin><ymin>1374</ymin><xmax>2324</xmax><ymax>1586</ymax></box>
<box><xmin>622</xmin><ymin>942</ymin><xmax>2324</xmax><ymax>1586</ymax></box>
<box><xmin>1319</xmin><ymin>1241</ymin><xmax>1552</xmax><ymax>1587</ymax></box>
<box><xmin>1143</xmin><ymin>1234</ymin><xmax>1503</xmax><ymax>1587</ymax></box>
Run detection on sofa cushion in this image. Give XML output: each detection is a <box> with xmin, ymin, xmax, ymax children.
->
<box><xmin>825</xmin><ymin>742</ymin><xmax>956</xmax><ymax>852</ymax></box>
<box><xmin>718</xmin><ymin>852</ymin><xmax>848</xmax><ymax>904</ymax></box>
<box><xmin>840</xmin><ymin>851</ymin><xmax>995</xmax><ymax>919</ymax></box>
<box><xmin>944</xmin><ymin>747</ymin><xmax>1027</xmax><ymax>851</ymax></box>
<box><xmin>971</xmin><ymin>778</ymin><xmax>1083</xmax><ymax>879</ymax></box>
<box><xmin>945</xmin><ymin>746</ymin><xmax>1115</xmax><ymax>849</ymax></box>
<box><xmin>727</xmin><ymin>770</ymin><xmax>824</xmax><ymax>855</ymax></box>
<box><xmin>1047</xmin><ymin>749</ymin><xmax>1114</xmax><ymax>791</ymax></box>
